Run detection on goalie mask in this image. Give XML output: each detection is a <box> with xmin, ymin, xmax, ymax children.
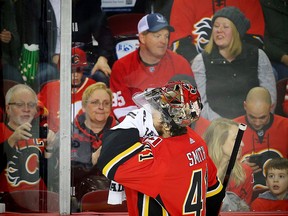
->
<box><xmin>133</xmin><ymin>81</ymin><xmax>203</xmax><ymax>127</ymax></box>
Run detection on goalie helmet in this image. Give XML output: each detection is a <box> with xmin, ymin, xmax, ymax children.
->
<box><xmin>133</xmin><ymin>81</ymin><xmax>203</xmax><ymax>127</ymax></box>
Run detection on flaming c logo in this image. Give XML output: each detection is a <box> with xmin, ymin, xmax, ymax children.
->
<box><xmin>6</xmin><ymin>146</ymin><xmax>41</xmax><ymax>187</ymax></box>
<box><xmin>72</xmin><ymin>54</ymin><xmax>80</xmax><ymax>65</ymax></box>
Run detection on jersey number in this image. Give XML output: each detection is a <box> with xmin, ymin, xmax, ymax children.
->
<box><xmin>112</xmin><ymin>91</ymin><xmax>125</xmax><ymax>107</ymax></box>
<box><xmin>183</xmin><ymin>170</ymin><xmax>203</xmax><ymax>216</ymax></box>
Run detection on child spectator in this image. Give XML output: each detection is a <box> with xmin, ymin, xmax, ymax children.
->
<box><xmin>38</xmin><ymin>47</ymin><xmax>96</xmax><ymax>132</ymax></box>
<box><xmin>251</xmin><ymin>157</ymin><xmax>288</xmax><ymax>211</ymax></box>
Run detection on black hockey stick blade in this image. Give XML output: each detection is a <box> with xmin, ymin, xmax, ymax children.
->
<box><xmin>222</xmin><ymin>123</ymin><xmax>247</xmax><ymax>190</ymax></box>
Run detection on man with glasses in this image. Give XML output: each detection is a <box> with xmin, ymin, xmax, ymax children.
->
<box><xmin>0</xmin><ymin>84</ymin><xmax>56</xmax><ymax>193</ymax></box>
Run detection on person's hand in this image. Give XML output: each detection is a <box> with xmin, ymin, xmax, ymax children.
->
<box><xmin>281</xmin><ymin>54</ymin><xmax>288</xmax><ymax>66</ymax></box>
<box><xmin>243</xmin><ymin>159</ymin><xmax>262</xmax><ymax>173</ymax></box>
<box><xmin>91</xmin><ymin>56</ymin><xmax>111</xmax><ymax>76</ymax></box>
<box><xmin>52</xmin><ymin>54</ymin><xmax>60</xmax><ymax>65</ymax></box>
<box><xmin>44</xmin><ymin>129</ymin><xmax>57</xmax><ymax>157</ymax></box>
<box><xmin>0</xmin><ymin>29</ymin><xmax>12</xmax><ymax>43</ymax></box>
<box><xmin>92</xmin><ymin>146</ymin><xmax>102</xmax><ymax>165</ymax></box>
<box><xmin>7</xmin><ymin>122</ymin><xmax>33</xmax><ymax>147</ymax></box>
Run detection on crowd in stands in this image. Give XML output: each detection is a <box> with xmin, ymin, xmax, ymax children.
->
<box><xmin>0</xmin><ymin>0</ymin><xmax>288</xmax><ymax>213</ymax></box>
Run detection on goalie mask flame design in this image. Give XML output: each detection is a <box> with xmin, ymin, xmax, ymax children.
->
<box><xmin>133</xmin><ymin>81</ymin><xmax>203</xmax><ymax>127</ymax></box>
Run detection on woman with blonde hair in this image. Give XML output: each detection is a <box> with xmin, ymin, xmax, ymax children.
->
<box><xmin>192</xmin><ymin>6</ymin><xmax>276</xmax><ymax>121</ymax></box>
<box><xmin>203</xmin><ymin>118</ymin><xmax>253</xmax><ymax>211</ymax></box>
<box><xmin>71</xmin><ymin>82</ymin><xmax>117</xmax><ymax>211</ymax></box>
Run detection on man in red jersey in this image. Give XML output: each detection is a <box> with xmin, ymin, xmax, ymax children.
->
<box><xmin>0</xmin><ymin>84</ymin><xmax>56</xmax><ymax>193</ymax></box>
<box><xmin>98</xmin><ymin>81</ymin><xmax>225</xmax><ymax>216</ymax></box>
<box><xmin>234</xmin><ymin>87</ymin><xmax>288</xmax><ymax>190</ymax></box>
<box><xmin>110</xmin><ymin>13</ymin><xmax>195</xmax><ymax>122</ymax></box>
<box><xmin>38</xmin><ymin>47</ymin><xmax>96</xmax><ymax>132</ymax></box>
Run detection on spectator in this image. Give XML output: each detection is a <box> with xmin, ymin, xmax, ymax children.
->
<box><xmin>38</xmin><ymin>47</ymin><xmax>96</xmax><ymax>132</ymax></box>
<box><xmin>1</xmin><ymin>0</ymin><xmax>22</xmax><ymax>83</ymax></box>
<box><xmin>251</xmin><ymin>157</ymin><xmax>288</xmax><ymax>211</ymax></box>
<box><xmin>192</xmin><ymin>6</ymin><xmax>276</xmax><ymax>121</ymax></box>
<box><xmin>167</xmin><ymin>0</ymin><xmax>264</xmax><ymax>62</ymax></box>
<box><xmin>98</xmin><ymin>81</ymin><xmax>225</xmax><ymax>216</ymax></box>
<box><xmin>70</xmin><ymin>82</ymin><xmax>116</xmax><ymax>211</ymax></box>
<box><xmin>0</xmin><ymin>84</ymin><xmax>56</xmax><ymax>193</ymax></box>
<box><xmin>110</xmin><ymin>13</ymin><xmax>194</xmax><ymax>122</ymax></box>
<box><xmin>203</xmin><ymin>118</ymin><xmax>253</xmax><ymax>211</ymax></box>
<box><xmin>0</xmin><ymin>0</ymin><xmax>21</xmax><ymax>67</ymax></box>
<box><xmin>260</xmin><ymin>0</ymin><xmax>288</xmax><ymax>81</ymax></box>
<box><xmin>72</xmin><ymin>0</ymin><xmax>115</xmax><ymax>86</ymax></box>
<box><xmin>14</xmin><ymin>0</ymin><xmax>60</xmax><ymax>88</ymax></box>
<box><xmin>234</xmin><ymin>87</ymin><xmax>288</xmax><ymax>191</ymax></box>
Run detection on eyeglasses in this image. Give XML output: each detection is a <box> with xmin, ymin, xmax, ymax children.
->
<box><xmin>8</xmin><ymin>102</ymin><xmax>37</xmax><ymax>109</ymax></box>
<box><xmin>87</xmin><ymin>100</ymin><xmax>111</xmax><ymax>108</ymax></box>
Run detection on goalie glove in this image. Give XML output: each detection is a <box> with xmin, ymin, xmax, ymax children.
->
<box><xmin>112</xmin><ymin>108</ymin><xmax>158</xmax><ymax>138</ymax></box>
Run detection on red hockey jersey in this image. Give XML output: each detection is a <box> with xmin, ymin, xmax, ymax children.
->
<box><xmin>98</xmin><ymin>127</ymin><xmax>224</xmax><ymax>216</ymax></box>
<box><xmin>251</xmin><ymin>197</ymin><xmax>288</xmax><ymax>211</ymax></box>
<box><xmin>110</xmin><ymin>49</ymin><xmax>194</xmax><ymax>121</ymax></box>
<box><xmin>234</xmin><ymin>114</ymin><xmax>288</xmax><ymax>189</ymax></box>
<box><xmin>227</xmin><ymin>163</ymin><xmax>254</xmax><ymax>205</ymax></box>
<box><xmin>0</xmin><ymin>123</ymin><xmax>47</xmax><ymax>192</ymax></box>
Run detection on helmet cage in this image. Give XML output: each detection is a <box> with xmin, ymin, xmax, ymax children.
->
<box><xmin>158</xmin><ymin>81</ymin><xmax>202</xmax><ymax>126</ymax></box>
<box><xmin>133</xmin><ymin>81</ymin><xmax>203</xmax><ymax>127</ymax></box>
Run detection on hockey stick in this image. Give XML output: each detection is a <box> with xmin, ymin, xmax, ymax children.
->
<box><xmin>215</xmin><ymin>123</ymin><xmax>247</xmax><ymax>215</ymax></box>
<box><xmin>222</xmin><ymin>123</ymin><xmax>247</xmax><ymax>190</ymax></box>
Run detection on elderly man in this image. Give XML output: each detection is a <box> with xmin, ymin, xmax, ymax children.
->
<box><xmin>0</xmin><ymin>84</ymin><xmax>56</xmax><ymax>193</ymax></box>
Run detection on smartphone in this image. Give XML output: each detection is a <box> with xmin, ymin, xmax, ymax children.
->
<box><xmin>248</xmin><ymin>154</ymin><xmax>263</xmax><ymax>166</ymax></box>
<box><xmin>30</xmin><ymin>123</ymin><xmax>48</xmax><ymax>138</ymax></box>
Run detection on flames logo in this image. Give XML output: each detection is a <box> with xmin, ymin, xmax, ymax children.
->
<box><xmin>192</xmin><ymin>17</ymin><xmax>213</xmax><ymax>53</ymax></box>
<box><xmin>6</xmin><ymin>146</ymin><xmax>41</xmax><ymax>187</ymax></box>
<box><xmin>72</xmin><ymin>54</ymin><xmax>80</xmax><ymax>65</ymax></box>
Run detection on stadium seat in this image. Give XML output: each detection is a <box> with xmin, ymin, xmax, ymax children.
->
<box><xmin>107</xmin><ymin>13</ymin><xmax>144</xmax><ymax>59</ymax></box>
<box><xmin>107</xmin><ymin>13</ymin><xmax>144</xmax><ymax>37</ymax></box>
<box><xmin>1</xmin><ymin>190</ymin><xmax>59</xmax><ymax>213</ymax></box>
<box><xmin>80</xmin><ymin>190</ymin><xmax>128</xmax><ymax>212</ymax></box>
<box><xmin>2</xmin><ymin>79</ymin><xmax>20</xmax><ymax>98</ymax></box>
<box><xmin>275</xmin><ymin>78</ymin><xmax>288</xmax><ymax>117</ymax></box>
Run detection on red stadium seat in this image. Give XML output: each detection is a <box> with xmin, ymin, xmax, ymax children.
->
<box><xmin>80</xmin><ymin>190</ymin><xmax>128</xmax><ymax>212</ymax></box>
<box><xmin>275</xmin><ymin>78</ymin><xmax>288</xmax><ymax>117</ymax></box>
<box><xmin>107</xmin><ymin>13</ymin><xmax>144</xmax><ymax>60</ymax></box>
<box><xmin>107</xmin><ymin>13</ymin><xmax>144</xmax><ymax>37</ymax></box>
<box><xmin>1</xmin><ymin>190</ymin><xmax>59</xmax><ymax>213</ymax></box>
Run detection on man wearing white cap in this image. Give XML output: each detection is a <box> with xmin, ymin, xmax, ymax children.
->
<box><xmin>110</xmin><ymin>13</ymin><xmax>195</xmax><ymax>122</ymax></box>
